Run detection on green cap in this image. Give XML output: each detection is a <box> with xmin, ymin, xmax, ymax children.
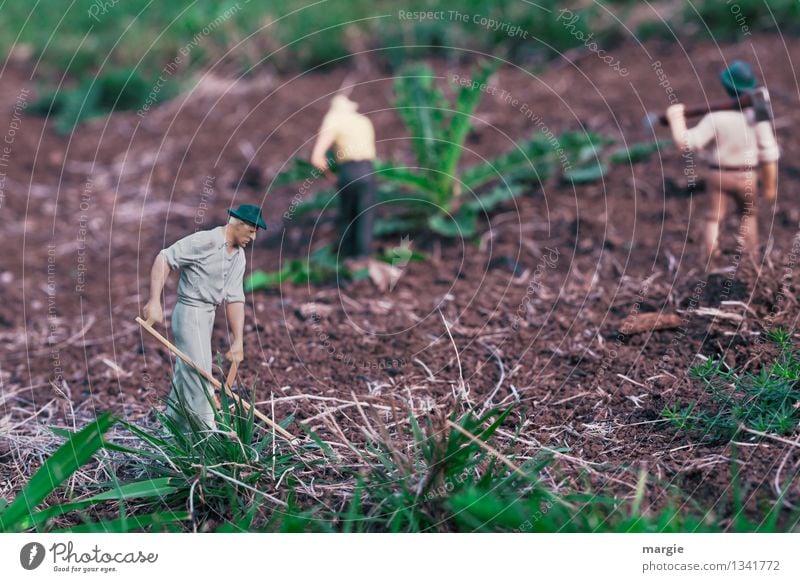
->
<box><xmin>719</xmin><ymin>60</ymin><xmax>757</xmax><ymax>96</ymax></box>
<box><xmin>228</xmin><ymin>204</ymin><xmax>267</xmax><ymax>229</ymax></box>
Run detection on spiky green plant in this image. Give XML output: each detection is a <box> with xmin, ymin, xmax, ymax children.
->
<box><xmin>662</xmin><ymin>328</ymin><xmax>800</xmax><ymax>441</ymax></box>
<box><xmin>275</xmin><ymin>61</ymin><xmax>667</xmax><ymax>244</ymax></box>
<box><xmin>106</xmin><ymin>371</ymin><xmax>303</xmax><ymax>532</ymax></box>
<box><xmin>338</xmin><ymin>406</ymin><xmax>558</xmax><ymax>532</ymax></box>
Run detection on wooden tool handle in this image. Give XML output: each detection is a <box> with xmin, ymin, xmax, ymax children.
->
<box><xmin>136</xmin><ymin>317</ymin><xmax>297</xmax><ymax>443</ymax></box>
<box><xmin>136</xmin><ymin>317</ymin><xmax>220</xmax><ymax>388</ymax></box>
<box><xmin>225</xmin><ymin>362</ymin><xmax>239</xmax><ymax>391</ymax></box>
<box><xmin>657</xmin><ymin>93</ymin><xmax>754</xmax><ymax>126</ymax></box>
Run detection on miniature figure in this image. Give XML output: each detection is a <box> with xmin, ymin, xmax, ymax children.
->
<box><xmin>666</xmin><ymin>60</ymin><xmax>779</xmax><ymax>261</ymax></box>
<box><xmin>311</xmin><ymin>94</ymin><xmax>376</xmax><ymax>258</ymax></box>
<box><xmin>143</xmin><ymin>204</ymin><xmax>266</xmax><ymax>430</ymax></box>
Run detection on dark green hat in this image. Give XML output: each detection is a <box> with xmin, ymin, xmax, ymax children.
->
<box><xmin>719</xmin><ymin>60</ymin><xmax>757</xmax><ymax>95</ymax></box>
<box><xmin>228</xmin><ymin>204</ymin><xmax>267</xmax><ymax>229</ymax></box>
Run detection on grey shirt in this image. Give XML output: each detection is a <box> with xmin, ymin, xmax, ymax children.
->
<box><xmin>160</xmin><ymin>226</ymin><xmax>245</xmax><ymax>310</ymax></box>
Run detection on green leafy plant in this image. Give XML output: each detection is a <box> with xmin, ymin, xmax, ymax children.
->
<box><xmin>376</xmin><ymin>61</ymin><xmax>559</xmax><ymax>237</ymax></box>
<box><xmin>277</xmin><ymin>62</ymin><xmax>623</xmax><ymax>241</ymax></box>
<box><xmin>244</xmin><ymin>245</ymin><xmax>368</xmax><ymax>292</ymax></box>
<box><xmin>276</xmin><ymin>65</ymin><xmax>668</xmax><ymax>247</ymax></box>
<box><xmin>662</xmin><ymin>328</ymin><xmax>800</xmax><ymax>441</ymax></box>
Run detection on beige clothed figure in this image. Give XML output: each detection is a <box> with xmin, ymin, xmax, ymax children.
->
<box><xmin>666</xmin><ymin>61</ymin><xmax>779</xmax><ymax>261</ymax></box>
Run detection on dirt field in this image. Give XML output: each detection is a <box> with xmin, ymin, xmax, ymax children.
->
<box><xmin>3</xmin><ymin>33</ymin><xmax>800</xmax><ymax>523</ymax></box>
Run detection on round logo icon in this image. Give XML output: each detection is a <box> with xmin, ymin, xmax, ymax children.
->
<box><xmin>20</xmin><ymin>542</ymin><xmax>46</xmax><ymax>570</ymax></box>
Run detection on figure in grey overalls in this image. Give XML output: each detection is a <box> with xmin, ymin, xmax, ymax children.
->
<box><xmin>143</xmin><ymin>205</ymin><xmax>266</xmax><ymax>430</ymax></box>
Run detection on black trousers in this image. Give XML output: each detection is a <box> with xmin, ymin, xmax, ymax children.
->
<box><xmin>337</xmin><ymin>160</ymin><xmax>375</xmax><ymax>258</ymax></box>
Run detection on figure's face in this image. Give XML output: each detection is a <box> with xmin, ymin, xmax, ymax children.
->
<box><xmin>232</xmin><ymin>221</ymin><xmax>257</xmax><ymax>247</ymax></box>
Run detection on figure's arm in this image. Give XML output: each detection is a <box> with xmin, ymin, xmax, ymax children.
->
<box><xmin>761</xmin><ymin>160</ymin><xmax>778</xmax><ymax>201</ymax></box>
<box><xmin>225</xmin><ymin>301</ymin><xmax>245</xmax><ymax>365</ymax></box>
<box><xmin>755</xmin><ymin>119</ymin><xmax>780</xmax><ymax>202</ymax></box>
<box><xmin>311</xmin><ymin>128</ymin><xmax>336</xmax><ymax>173</ymax></box>
<box><xmin>143</xmin><ymin>253</ymin><xmax>171</xmax><ymax>326</ymax></box>
<box><xmin>666</xmin><ymin>103</ymin><xmax>690</xmax><ymax>150</ymax></box>
<box><xmin>666</xmin><ymin>104</ymin><xmax>715</xmax><ymax>153</ymax></box>
<box><xmin>223</xmin><ymin>252</ymin><xmax>246</xmax><ymax>365</ymax></box>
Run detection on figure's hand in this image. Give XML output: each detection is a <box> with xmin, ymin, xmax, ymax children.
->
<box><xmin>311</xmin><ymin>153</ymin><xmax>329</xmax><ymax>174</ymax></box>
<box><xmin>666</xmin><ymin>103</ymin><xmax>685</xmax><ymax>124</ymax></box>
<box><xmin>143</xmin><ymin>300</ymin><xmax>164</xmax><ymax>327</ymax></box>
<box><xmin>226</xmin><ymin>341</ymin><xmax>244</xmax><ymax>365</ymax></box>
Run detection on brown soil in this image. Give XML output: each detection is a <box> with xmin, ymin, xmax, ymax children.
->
<box><xmin>2</xmin><ymin>33</ymin><xmax>800</xmax><ymax>525</ymax></box>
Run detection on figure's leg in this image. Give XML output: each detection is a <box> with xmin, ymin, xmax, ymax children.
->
<box><xmin>743</xmin><ymin>176</ymin><xmax>759</xmax><ymax>256</ymax></box>
<box><xmin>703</xmin><ymin>185</ymin><xmax>727</xmax><ymax>260</ymax></box>
<box><xmin>727</xmin><ymin>170</ymin><xmax>759</xmax><ymax>256</ymax></box>
<box><xmin>740</xmin><ymin>198</ymin><xmax>758</xmax><ymax>255</ymax></box>
<box><xmin>337</xmin><ymin>163</ymin><xmax>358</xmax><ymax>258</ymax></box>
<box><xmin>167</xmin><ymin>303</ymin><xmax>217</xmax><ymax>432</ymax></box>
<box><xmin>353</xmin><ymin>164</ymin><xmax>375</xmax><ymax>258</ymax></box>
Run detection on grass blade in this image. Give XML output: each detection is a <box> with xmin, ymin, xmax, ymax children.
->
<box><xmin>0</xmin><ymin>413</ymin><xmax>115</xmax><ymax>532</ymax></box>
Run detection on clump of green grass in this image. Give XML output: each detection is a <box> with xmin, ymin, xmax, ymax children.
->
<box><xmin>6</xmin><ymin>380</ymin><xmax>795</xmax><ymax>532</ymax></box>
<box><xmin>662</xmin><ymin>328</ymin><xmax>800</xmax><ymax>441</ymax></box>
<box><xmin>337</xmin><ymin>406</ymin><xmax>554</xmax><ymax>532</ymax></box>
<box><xmin>0</xmin><ymin>413</ymin><xmax>188</xmax><ymax>533</ymax></box>
<box><xmin>109</xmin><ymin>371</ymin><xmax>312</xmax><ymax>532</ymax></box>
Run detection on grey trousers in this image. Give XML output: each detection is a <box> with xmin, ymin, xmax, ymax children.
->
<box><xmin>167</xmin><ymin>301</ymin><xmax>217</xmax><ymax>431</ymax></box>
<box><xmin>337</xmin><ymin>160</ymin><xmax>375</xmax><ymax>258</ymax></box>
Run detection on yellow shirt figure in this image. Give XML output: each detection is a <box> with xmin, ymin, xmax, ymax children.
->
<box><xmin>317</xmin><ymin>95</ymin><xmax>376</xmax><ymax>163</ymax></box>
<box><xmin>311</xmin><ymin>95</ymin><xmax>377</xmax><ymax>258</ymax></box>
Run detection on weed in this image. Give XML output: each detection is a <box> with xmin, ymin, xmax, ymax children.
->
<box><xmin>4</xmin><ymin>400</ymin><xmax>798</xmax><ymax>532</ymax></box>
<box><xmin>0</xmin><ymin>413</ymin><xmax>188</xmax><ymax>533</ymax></box>
<box><xmin>662</xmin><ymin>328</ymin><xmax>800</xmax><ymax>441</ymax></box>
<box><xmin>244</xmin><ymin>245</ymin><xmax>369</xmax><ymax>291</ymax></box>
